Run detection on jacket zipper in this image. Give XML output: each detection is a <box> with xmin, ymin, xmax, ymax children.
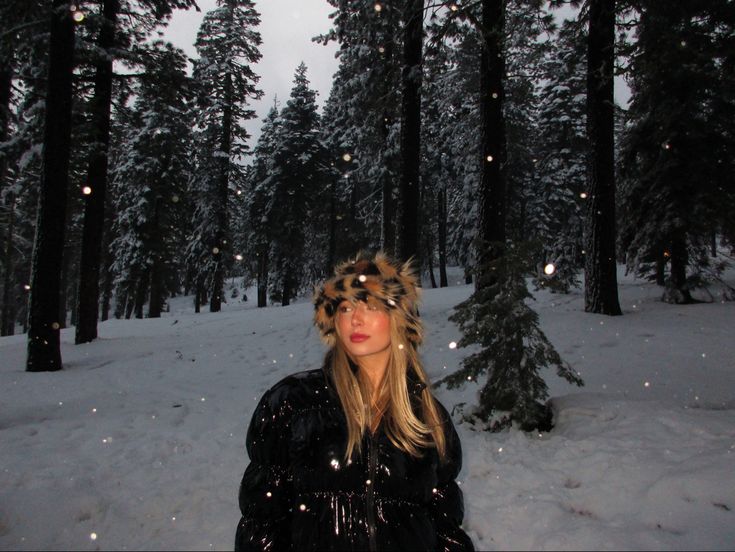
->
<box><xmin>366</xmin><ymin>433</ymin><xmax>378</xmax><ymax>552</ymax></box>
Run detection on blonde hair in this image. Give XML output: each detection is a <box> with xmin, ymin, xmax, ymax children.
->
<box><xmin>330</xmin><ymin>306</ymin><xmax>447</xmax><ymax>462</ymax></box>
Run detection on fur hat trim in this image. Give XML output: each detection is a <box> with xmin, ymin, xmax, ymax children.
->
<box><xmin>313</xmin><ymin>252</ymin><xmax>423</xmax><ymax>347</ymax></box>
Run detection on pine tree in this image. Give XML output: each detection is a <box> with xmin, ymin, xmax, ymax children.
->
<box><xmin>188</xmin><ymin>0</ymin><xmax>262</xmax><ymax>313</ymax></box>
<box><xmin>438</xmin><ymin>242</ymin><xmax>583</xmax><ymax>430</ymax></box>
<box><xmin>317</xmin><ymin>0</ymin><xmax>402</xmax><ymax>256</ymax></box>
<box><xmin>619</xmin><ymin>0</ymin><xmax>735</xmax><ymax>303</ymax></box>
<box><xmin>247</xmin><ymin>103</ymin><xmax>282</xmax><ymax>307</ymax></box>
<box><xmin>267</xmin><ymin>63</ymin><xmax>329</xmax><ymax>305</ymax></box>
<box><xmin>530</xmin><ymin>20</ymin><xmax>588</xmax><ymax>293</ymax></box>
<box><xmin>109</xmin><ymin>42</ymin><xmax>193</xmax><ymax>319</ymax></box>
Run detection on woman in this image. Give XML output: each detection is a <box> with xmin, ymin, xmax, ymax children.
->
<box><xmin>235</xmin><ymin>252</ymin><xmax>474</xmax><ymax>551</ymax></box>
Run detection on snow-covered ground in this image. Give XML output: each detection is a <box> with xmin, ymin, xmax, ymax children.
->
<box><xmin>1</xmin><ymin>268</ymin><xmax>733</xmax><ymax>550</ymax></box>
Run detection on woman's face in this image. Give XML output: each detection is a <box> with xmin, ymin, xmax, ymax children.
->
<box><xmin>335</xmin><ymin>300</ymin><xmax>391</xmax><ymax>360</ymax></box>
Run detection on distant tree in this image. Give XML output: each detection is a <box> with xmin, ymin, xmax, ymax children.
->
<box><xmin>619</xmin><ymin>0</ymin><xmax>735</xmax><ymax>303</ymax></box>
<box><xmin>530</xmin><ymin>20</ymin><xmax>588</xmax><ymax>293</ymax></box>
<box><xmin>267</xmin><ymin>63</ymin><xmax>329</xmax><ymax>306</ymax></box>
<box><xmin>109</xmin><ymin>42</ymin><xmax>193</xmax><ymax>319</ymax></box>
<box><xmin>187</xmin><ymin>0</ymin><xmax>262</xmax><ymax>313</ymax></box>
<box><xmin>317</xmin><ymin>0</ymin><xmax>402</xmax><ymax>256</ymax></box>
<box><xmin>246</xmin><ymin>103</ymin><xmax>281</xmax><ymax>307</ymax></box>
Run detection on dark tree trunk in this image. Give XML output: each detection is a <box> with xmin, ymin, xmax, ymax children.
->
<box><xmin>0</xmin><ymin>42</ymin><xmax>12</xmax><ymax>336</ymax></box>
<box><xmin>668</xmin><ymin>233</ymin><xmax>693</xmax><ymax>303</ymax></box>
<box><xmin>257</xmin><ymin>245</ymin><xmax>268</xmax><ymax>308</ymax></box>
<box><xmin>281</xmin><ymin>270</ymin><xmax>292</xmax><ymax>307</ymax></box>
<box><xmin>437</xmin><ymin>187</ymin><xmax>448</xmax><ymax>288</ymax></box>
<box><xmin>476</xmin><ymin>0</ymin><xmax>507</xmax><ymax>290</ymax></box>
<box><xmin>655</xmin><ymin>247</ymin><xmax>666</xmax><ymax>287</ymax></box>
<box><xmin>114</xmin><ymin>288</ymin><xmax>126</xmax><ymax>319</ymax></box>
<box><xmin>133</xmin><ymin>274</ymin><xmax>147</xmax><ymax>319</ymax></box>
<box><xmin>1</xmin><ymin>194</ymin><xmax>15</xmax><ymax>336</ymax></box>
<box><xmin>710</xmin><ymin>230</ymin><xmax>717</xmax><ymax>257</ymax></box>
<box><xmin>396</xmin><ymin>0</ymin><xmax>422</xmax><ymax>263</ymax></box>
<box><xmin>210</xmin><ymin>75</ymin><xmax>233</xmax><ymax>313</ymax></box>
<box><xmin>76</xmin><ymin>0</ymin><xmax>118</xmax><ymax>343</ymax></box>
<box><xmin>58</xmin><ymin>245</ymin><xmax>71</xmax><ymax>328</ymax></box>
<box><xmin>99</xmin><ymin>214</ymin><xmax>115</xmax><ymax>321</ymax></box>
<box><xmin>584</xmin><ymin>0</ymin><xmax>622</xmax><ymax>315</ymax></box>
<box><xmin>194</xmin><ymin>281</ymin><xmax>202</xmax><ymax>314</ymax></box>
<box><xmin>426</xmin><ymin>240</ymin><xmax>437</xmax><ymax>288</ymax></box>
<box><xmin>26</xmin><ymin>0</ymin><xmax>76</xmax><ymax>372</ymax></box>
<box><xmin>148</xmin><ymin>198</ymin><xmax>163</xmax><ymax>318</ymax></box>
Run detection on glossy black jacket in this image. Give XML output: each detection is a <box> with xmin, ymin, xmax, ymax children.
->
<box><xmin>235</xmin><ymin>365</ymin><xmax>474</xmax><ymax>551</ymax></box>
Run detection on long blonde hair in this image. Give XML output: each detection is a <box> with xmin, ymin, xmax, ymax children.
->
<box><xmin>330</xmin><ymin>309</ymin><xmax>447</xmax><ymax>462</ymax></box>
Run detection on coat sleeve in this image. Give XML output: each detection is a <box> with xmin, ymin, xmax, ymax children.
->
<box><xmin>430</xmin><ymin>403</ymin><xmax>475</xmax><ymax>552</ymax></box>
<box><xmin>235</xmin><ymin>388</ymin><xmax>294</xmax><ymax>551</ymax></box>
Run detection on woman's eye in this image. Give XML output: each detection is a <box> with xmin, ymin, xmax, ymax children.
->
<box><xmin>339</xmin><ymin>305</ymin><xmax>352</xmax><ymax>313</ymax></box>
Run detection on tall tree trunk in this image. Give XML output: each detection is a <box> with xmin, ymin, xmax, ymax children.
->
<box><xmin>584</xmin><ymin>0</ymin><xmax>622</xmax><ymax>315</ymax></box>
<box><xmin>26</xmin><ymin>0</ymin><xmax>76</xmax><ymax>372</ymax></box>
<box><xmin>76</xmin><ymin>0</ymin><xmax>118</xmax><ymax>343</ymax></box>
<box><xmin>147</xmin><ymin>198</ymin><xmax>163</xmax><ymax>318</ymax></box>
<box><xmin>99</xmin><ymin>211</ymin><xmax>115</xmax><ymax>321</ymax></box>
<box><xmin>133</xmin><ymin>273</ymin><xmax>147</xmax><ymax>319</ymax></box>
<box><xmin>437</xmin><ymin>187</ymin><xmax>448</xmax><ymax>288</ymax></box>
<box><xmin>1</xmin><ymin>194</ymin><xmax>15</xmax><ymax>336</ymax></box>
<box><xmin>396</xmin><ymin>0</ymin><xmax>422</xmax><ymax>263</ymax></box>
<box><xmin>710</xmin><ymin>230</ymin><xmax>717</xmax><ymax>257</ymax></box>
<box><xmin>281</xmin><ymin>269</ymin><xmax>292</xmax><ymax>307</ymax></box>
<box><xmin>426</xmin><ymin>240</ymin><xmax>437</xmax><ymax>288</ymax></box>
<box><xmin>58</xmin><ymin>243</ymin><xmax>71</xmax><ymax>328</ymax></box>
<box><xmin>257</xmin><ymin>245</ymin><xmax>268</xmax><ymax>308</ymax></box>
<box><xmin>668</xmin><ymin>233</ymin><xmax>693</xmax><ymax>303</ymax></box>
<box><xmin>0</xmin><ymin>40</ymin><xmax>13</xmax><ymax>336</ymax></box>
<box><xmin>476</xmin><ymin>0</ymin><xmax>506</xmax><ymax>290</ymax></box>
<box><xmin>210</xmin><ymin>75</ymin><xmax>232</xmax><ymax>313</ymax></box>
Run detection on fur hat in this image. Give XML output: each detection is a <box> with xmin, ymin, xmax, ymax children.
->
<box><xmin>313</xmin><ymin>251</ymin><xmax>423</xmax><ymax>348</ymax></box>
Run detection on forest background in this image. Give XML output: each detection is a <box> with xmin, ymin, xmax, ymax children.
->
<box><xmin>0</xmin><ymin>0</ymin><xmax>734</xmax><ymax>425</ymax></box>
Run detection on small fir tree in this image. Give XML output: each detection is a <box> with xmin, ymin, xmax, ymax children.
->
<box><xmin>437</xmin><ymin>242</ymin><xmax>583</xmax><ymax>431</ymax></box>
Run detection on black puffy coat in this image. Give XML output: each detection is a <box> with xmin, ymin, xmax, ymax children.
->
<box><xmin>235</xmin><ymin>366</ymin><xmax>474</xmax><ymax>551</ymax></box>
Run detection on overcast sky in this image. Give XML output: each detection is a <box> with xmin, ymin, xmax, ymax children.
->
<box><xmin>164</xmin><ymin>0</ymin><xmax>340</xmax><ymax>145</ymax></box>
<box><xmin>163</xmin><ymin>1</ymin><xmax>629</xmax><ymax>150</ymax></box>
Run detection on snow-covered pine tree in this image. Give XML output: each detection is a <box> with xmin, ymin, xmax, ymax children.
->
<box><xmin>529</xmin><ymin>19</ymin><xmax>588</xmax><ymax>293</ymax></box>
<box><xmin>187</xmin><ymin>0</ymin><xmax>262</xmax><ymax>313</ymax></box>
<box><xmin>0</xmin><ymin>0</ymin><xmax>48</xmax><ymax>336</ymax></box>
<box><xmin>317</xmin><ymin>0</ymin><xmax>402</xmax><ymax>256</ymax></box>
<box><xmin>109</xmin><ymin>42</ymin><xmax>193</xmax><ymax>319</ymax></box>
<box><xmin>619</xmin><ymin>0</ymin><xmax>734</xmax><ymax>303</ymax></box>
<box><xmin>246</xmin><ymin>103</ymin><xmax>281</xmax><ymax>308</ymax></box>
<box><xmin>438</xmin><ymin>241</ymin><xmax>584</xmax><ymax>430</ymax></box>
<box><xmin>266</xmin><ymin>63</ymin><xmax>329</xmax><ymax>306</ymax></box>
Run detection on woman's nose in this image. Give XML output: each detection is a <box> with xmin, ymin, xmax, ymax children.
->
<box><xmin>351</xmin><ymin>306</ymin><xmax>364</xmax><ymax>326</ymax></box>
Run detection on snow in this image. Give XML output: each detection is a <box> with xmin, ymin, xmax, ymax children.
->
<box><xmin>1</xmin><ymin>268</ymin><xmax>733</xmax><ymax>550</ymax></box>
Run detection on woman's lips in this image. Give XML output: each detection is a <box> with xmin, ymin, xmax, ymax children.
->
<box><xmin>350</xmin><ymin>333</ymin><xmax>370</xmax><ymax>343</ymax></box>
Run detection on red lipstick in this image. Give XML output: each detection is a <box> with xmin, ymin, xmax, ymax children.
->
<box><xmin>350</xmin><ymin>333</ymin><xmax>369</xmax><ymax>343</ymax></box>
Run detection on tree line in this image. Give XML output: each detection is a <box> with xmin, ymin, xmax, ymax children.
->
<box><xmin>0</xmin><ymin>0</ymin><xmax>733</xmax><ymax>386</ymax></box>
